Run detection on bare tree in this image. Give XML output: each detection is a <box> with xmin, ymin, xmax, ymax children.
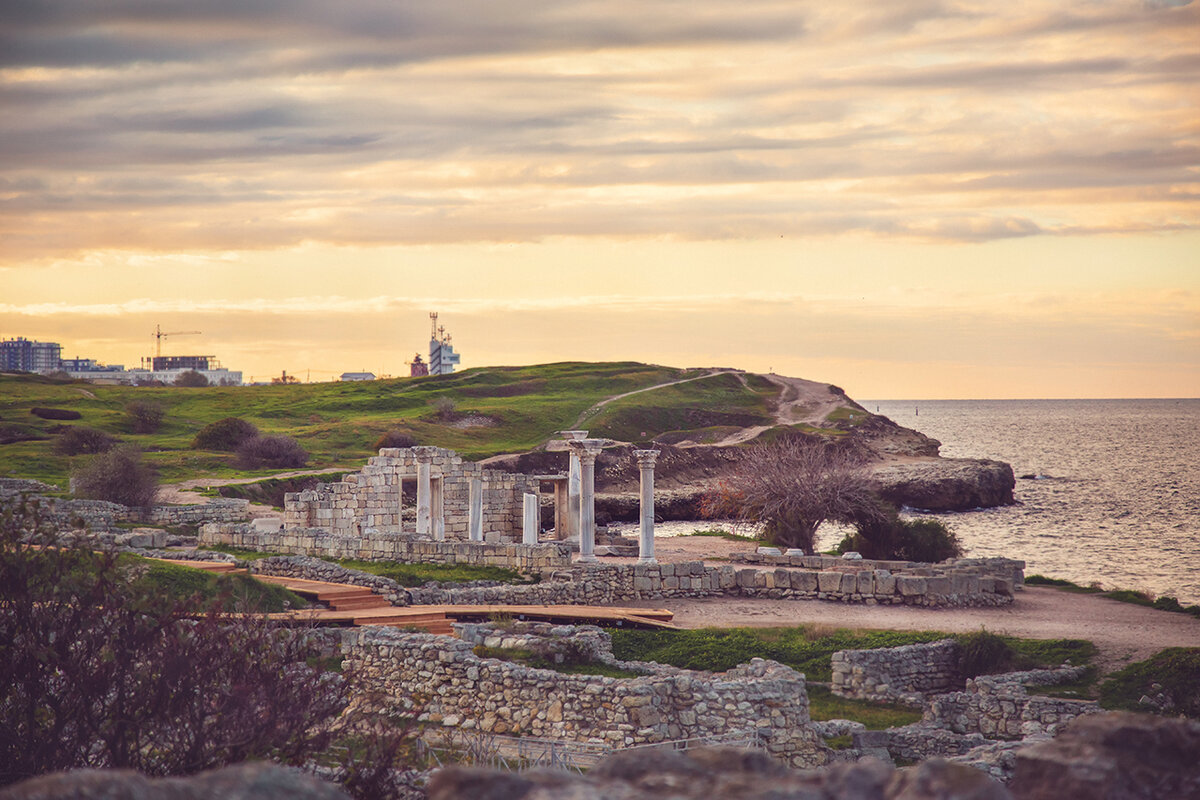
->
<box><xmin>703</xmin><ymin>437</ymin><xmax>885</xmax><ymax>553</ymax></box>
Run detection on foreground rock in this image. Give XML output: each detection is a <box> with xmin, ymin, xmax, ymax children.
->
<box><xmin>0</xmin><ymin>762</ymin><xmax>351</xmax><ymax>800</ymax></box>
<box><xmin>1009</xmin><ymin>712</ymin><xmax>1200</xmax><ymax>800</ymax></box>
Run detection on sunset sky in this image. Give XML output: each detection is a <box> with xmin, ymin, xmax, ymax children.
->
<box><xmin>2</xmin><ymin>0</ymin><xmax>1197</xmax><ymax>397</ymax></box>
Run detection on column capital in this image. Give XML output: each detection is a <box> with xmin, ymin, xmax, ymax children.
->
<box><xmin>568</xmin><ymin>438</ymin><xmax>603</xmax><ymax>465</ymax></box>
<box><xmin>633</xmin><ymin>449</ymin><xmax>660</xmax><ymax>468</ymax></box>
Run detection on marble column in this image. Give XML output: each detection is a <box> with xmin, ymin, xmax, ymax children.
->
<box><xmin>431</xmin><ymin>476</ymin><xmax>445</xmax><ymax>541</ymax></box>
<box><xmin>569</xmin><ymin>439</ymin><xmax>603</xmax><ymax>563</ymax></box>
<box><xmin>415</xmin><ymin>448</ymin><xmax>433</xmax><ymax>536</ymax></box>
<box><xmin>522</xmin><ymin>493</ymin><xmax>539</xmax><ymax>545</ymax></box>
<box><xmin>468</xmin><ymin>477</ymin><xmax>483</xmax><ymax>541</ymax></box>
<box><xmin>551</xmin><ymin>477</ymin><xmax>569</xmax><ymax>539</ymax></box>
<box><xmin>561</xmin><ymin>430</ymin><xmax>588</xmax><ymax>541</ymax></box>
<box><xmin>634</xmin><ymin>449</ymin><xmax>660</xmax><ymax>564</ymax></box>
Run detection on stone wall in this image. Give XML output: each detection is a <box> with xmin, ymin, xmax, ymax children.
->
<box><xmin>199</xmin><ymin>523</ymin><xmax>572</xmax><ymax>573</ymax></box>
<box><xmin>345</xmin><ymin>626</ymin><xmax>827</xmax><ymax>768</ymax></box>
<box><xmin>282</xmin><ymin>447</ymin><xmax>539</xmax><ymax>541</ymax></box>
<box><xmin>7</xmin><ymin>492</ymin><xmax>250</xmax><ymax>533</ymax></box>
<box><xmin>831</xmin><ymin>639</ymin><xmax>963</xmax><ymax>705</ymax></box>
<box><xmin>925</xmin><ymin>668</ymin><xmax>1100</xmax><ymax>740</ymax></box>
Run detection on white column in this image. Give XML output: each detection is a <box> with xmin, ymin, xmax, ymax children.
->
<box><xmin>431</xmin><ymin>476</ymin><xmax>445</xmax><ymax>541</ymax></box>
<box><xmin>562</xmin><ymin>430</ymin><xmax>587</xmax><ymax>541</ymax></box>
<box><xmin>570</xmin><ymin>439</ymin><xmax>603</xmax><ymax>563</ymax></box>
<box><xmin>468</xmin><ymin>478</ymin><xmax>483</xmax><ymax>541</ymax></box>
<box><xmin>415</xmin><ymin>448</ymin><xmax>432</xmax><ymax>536</ymax></box>
<box><xmin>522</xmin><ymin>493</ymin><xmax>539</xmax><ymax>545</ymax></box>
<box><xmin>634</xmin><ymin>449</ymin><xmax>660</xmax><ymax>564</ymax></box>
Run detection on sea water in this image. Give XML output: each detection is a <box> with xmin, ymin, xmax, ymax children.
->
<box><xmin>862</xmin><ymin>399</ymin><xmax>1200</xmax><ymax>605</ymax></box>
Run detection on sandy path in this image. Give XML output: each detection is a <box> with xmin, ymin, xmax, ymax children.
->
<box><xmin>156</xmin><ymin>467</ymin><xmax>348</xmax><ymax>518</ymax></box>
<box><xmin>569</xmin><ymin>370</ymin><xmax>734</xmax><ymax>430</ymax></box>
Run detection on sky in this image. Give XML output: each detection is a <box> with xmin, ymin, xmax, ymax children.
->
<box><xmin>1</xmin><ymin>0</ymin><xmax>1197</xmax><ymax>398</ymax></box>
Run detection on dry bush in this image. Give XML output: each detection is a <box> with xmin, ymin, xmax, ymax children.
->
<box><xmin>703</xmin><ymin>437</ymin><xmax>885</xmax><ymax>553</ymax></box>
<box><xmin>71</xmin><ymin>446</ymin><xmax>158</xmax><ymax>508</ymax></box>
<box><xmin>374</xmin><ymin>429</ymin><xmax>417</xmax><ymax>450</ymax></box>
<box><xmin>174</xmin><ymin>370</ymin><xmax>209</xmax><ymax>387</ymax></box>
<box><xmin>53</xmin><ymin>426</ymin><xmax>118</xmax><ymax>456</ymax></box>
<box><xmin>236</xmin><ymin>434</ymin><xmax>309</xmax><ymax>470</ymax></box>
<box><xmin>192</xmin><ymin>417</ymin><xmax>259</xmax><ymax>451</ymax></box>
<box><xmin>125</xmin><ymin>400</ymin><xmax>166</xmax><ymax>434</ymax></box>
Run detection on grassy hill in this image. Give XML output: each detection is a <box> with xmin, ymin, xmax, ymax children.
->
<box><xmin>0</xmin><ymin>362</ymin><xmax>792</xmax><ymax>489</ymax></box>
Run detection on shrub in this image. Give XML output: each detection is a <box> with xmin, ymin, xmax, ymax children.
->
<box><xmin>236</xmin><ymin>435</ymin><xmax>309</xmax><ymax>470</ymax></box>
<box><xmin>430</xmin><ymin>396</ymin><xmax>457</xmax><ymax>420</ymax></box>
<box><xmin>174</xmin><ymin>370</ymin><xmax>209</xmax><ymax>387</ymax></box>
<box><xmin>125</xmin><ymin>400</ymin><xmax>165</xmax><ymax>434</ymax></box>
<box><xmin>957</xmin><ymin>629</ymin><xmax>1019</xmax><ymax>678</ymax></box>
<box><xmin>30</xmin><ymin>407</ymin><xmax>81</xmax><ymax>421</ymax></box>
<box><xmin>53</xmin><ymin>426</ymin><xmax>118</xmax><ymax>456</ymax></box>
<box><xmin>71</xmin><ymin>446</ymin><xmax>158</xmax><ymax>508</ymax></box>
<box><xmin>837</xmin><ymin>505</ymin><xmax>962</xmax><ymax>563</ymax></box>
<box><xmin>374</xmin><ymin>429</ymin><xmax>417</xmax><ymax>450</ymax></box>
<box><xmin>0</xmin><ymin>500</ymin><xmax>349</xmax><ymax>785</ymax></box>
<box><xmin>192</xmin><ymin>417</ymin><xmax>260</xmax><ymax>451</ymax></box>
<box><xmin>0</xmin><ymin>424</ymin><xmax>45</xmax><ymax>445</ymax></box>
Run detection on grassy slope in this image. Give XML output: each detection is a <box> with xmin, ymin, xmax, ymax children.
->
<box><xmin>3</xmin><ymin>362</ymin><xmax>742</xmax><ymax>487</ymax></box>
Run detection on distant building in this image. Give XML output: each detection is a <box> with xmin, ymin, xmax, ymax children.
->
<box><xmin>340</xmin><ymin>372</ymin><xmax>376</xmax><ymax>382</ymax></box>
<box><xmin>428</xmin><ymin>312</ymin><xmax>461</xmax><ymax>375</ymax></box>
<box><xmin>61</xmin><ymin>357</ymin><xmax>125</xmax><ymax>372</ymax></box>
<box><xmin>151</xmin><ymin>355</ymin><xmax>212</xmax><ymax>371</ymax></box>
<box><xmin>0</xmin><ymin>337</ymin><xmax>62</xmax><ymax>373</ymax></box>
<box><xmin>409</xmin><ymin>353</ymin><xmax>429</xmax><ymax>377</ymax></box>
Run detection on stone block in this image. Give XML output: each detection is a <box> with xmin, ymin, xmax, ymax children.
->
<box><xmin>897</xmin><ymin>576</ymin><xmax>927</xmax><ymax>596</ymax></box>
<box><xmin>817</xmin><ymin>571</ymin><xmax>842</xmax><ymax>593</ymax></box>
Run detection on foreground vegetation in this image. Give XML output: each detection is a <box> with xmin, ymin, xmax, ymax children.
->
<box><xmin>1026</xmin><ymin>574</ymin><xmax>1200</xmax><ymax>618</ymax></box>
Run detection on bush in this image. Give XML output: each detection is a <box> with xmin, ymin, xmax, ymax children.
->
<box><xmin>374</xmin><ymin>429</ymin><xmax>417</xmax><ymax>450</ymax></box>
<box><xmin>53</xmin><ymin>426</ymin><xmax>118</xmax><ymax>456</ymax></box>
<box><xmin>192</xmin><ymin>417</ymin><xmax>260</xmax><ymax>451</ymax></box>
<box><xmin>237</xmin><ymin>435</ymin><xmax>309</xmax><ymax>470</ymax></box>
<box><xmin>430</xmin><ymin>396</ymin><xmax>456</xmax><ymax>420</ymax></box>
<box><xmin>0</xmin><ymin>424</ymin><xmax>45</xmax><ymax>445</ymax></box>
<box><xmin>30</xmin><ymin>407</ymin><xmax>81</xmax><ymax>421</ymax></box>
<box><xmin>71</xmin><ymin>446</ymin><xmax>158</xmax><ymax>508</ymax></box>
<box><xmin>174</xmin><ymin>370</ymin><xmax>209</xmax><ymax>387</ymax></box>
<box><xmin>837</xmin><ymin>505</ymin><xmax>962</xmax><ymax>563</ymax></box>
<box><xmin>125</xmin><ymin>400</ymin><xmax>165</xmax><ymax>434</ymax></box>
<box><xmin>957</xmin><ymin>629</ymin><xmax>1020</xmax><ymax>678</ymax></box>
<box><xmin>0</xmin><ymin>500</ymin><xmax>349</xmax><ymax>785</ymax></box>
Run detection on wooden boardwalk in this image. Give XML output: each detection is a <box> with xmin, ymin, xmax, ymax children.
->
<box><xmin>149</xmin><ymin>557</ymin><xmax>676</xmax><ymax>633</ymax></box>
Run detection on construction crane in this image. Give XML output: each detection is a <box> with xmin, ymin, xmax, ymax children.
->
<box><xmin>154</xmin><ymin>324</ymin><xmax>200</xmax><ymax>357</ymax></box>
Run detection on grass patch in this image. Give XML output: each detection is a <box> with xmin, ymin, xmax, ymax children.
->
<box><xmin>610</xmin><ymin>626</ymin><xmax>950</xmax><ymax>681</ymax></box>
<box><xmin>1026</xmin><ymin>575</ymin><xmax>1200</xmax><ymax>617</ymax></box>
<box><xmin>331</xmin><ymin>558</ymin><xmax>536</xmax><ymax>587</ymax></box>
<box><xmin>472</xmin><ymin>645</ymin><xmax>642</xmax><ymax>678</ymax></box>
<box><xmin>202</xmin><ymin>544</ymin><xmax>288</xmax><ymax>560</ymax></box>
<box><xmin>121</xmin><ymin>555</ymin><xmax>307</xmax><ymax>612</ymax></box>
<box><xmin>1099</xmin><ymin>648</ymin><xmax>1200</xmax><ymax>718</ymax></box>
<box><xmin>688</xmin><ymin>528</ymin><xmax>757</xmax><ymax>542</ymax></box>
<box><xmin>807</xmin><ymin>685</ymin><xmax>923</xmax><ymax>730</ymax></box>
<box><xmin>213</xmin><ymin>473</ymin><xmax>349</xmax><ymax>509</ymax></box>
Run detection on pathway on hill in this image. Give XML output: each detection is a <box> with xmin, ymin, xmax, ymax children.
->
<box><xmin>156</xmin><ymin>467</ymin><xmax>348</xmax><ymax>518</ymax></box>
<box><xmin>567</xmin><ymin>369</ymin><xmax>736</xmax><ymax>430</ymax></box>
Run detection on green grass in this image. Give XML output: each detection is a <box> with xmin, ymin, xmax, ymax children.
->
<box><xmin>687</xmin><ymin>528</ymin><xmax>758</xmax><ymax>542</ymax></box>
<box><xmin>202</xmin><ymin>545</ymin><xmax>288</xmax><ymax>560</ymax></box>
<box><xmin>1026</xmin><ymin>575</ymin><xmax>1200</xmax><ymax>617</ymax></box>
<box><xmin>472</xmin><ymin>645</ymin><xmax>643</xmax><ymax>678</ymax></box>
<box><xmin>807</xmin><ymin>685</ymin><xmax>923</xmax><ymax>730</ymax></box>
<box><xmin>1099</xmin><ymin>648</ymin><xmax>1200</xmax><ymax>718</ymax></box>
<box><xmin>121</xmin><ymin>554</ymin><xmax>307</xmax><ymax>612</ymax></box>
<box><xmin>0</xmin><ymin>363</ymin><xmax>714</xmax><ymax>486</ymax></box>
<box><xmin>610</xmin><ymin>626</ymin><xmax>1095</xmax><ymax>684</ymax></box>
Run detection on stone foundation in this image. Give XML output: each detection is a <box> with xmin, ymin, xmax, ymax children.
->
<box><xmin>831</xmin><ymin>639</ymin><xmax>964</xmax><ymax>705</ymax></box>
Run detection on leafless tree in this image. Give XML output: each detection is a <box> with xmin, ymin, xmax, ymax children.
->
<box><xmin>703</xmin><ymin>436</ymin><xmax>886</xmax><ymax>553</ymax></box>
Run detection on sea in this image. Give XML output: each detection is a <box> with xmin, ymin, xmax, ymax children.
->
<box><xmin>859</xmin><ymin>399</ymin><xmax>1200</xmax><ymax>606</ymax></box>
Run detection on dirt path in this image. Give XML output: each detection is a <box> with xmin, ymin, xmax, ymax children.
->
<box><xmin>710</xmin><ymin>373</ymin><xmax>844</xmax><ymax>447</ymax></box>
<box><xmin>626</xmin><ymin>587</ymin><xmax>1199</xmax><ymax>675</ymax></box>
<box><xmin>569</xmin><ymin>369</ymin><xmax>735</xmax><ymax>430</ymax></box>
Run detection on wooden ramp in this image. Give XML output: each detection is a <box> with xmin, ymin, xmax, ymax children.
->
<box><xmin>251</xmin><ymin>574</ymin><xmax>392</xmax><ymax>612</ymax></box>
<box><xmin>153</xmin><ymin>558</ymin><xmax>246</xmax><ymax>575</ymax></box>
<box><xmin>271</xmin><ymin>604</ymin><xmax>677</xmax><ymax>631</ymax></box>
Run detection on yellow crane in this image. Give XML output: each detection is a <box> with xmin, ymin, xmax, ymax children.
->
<box><xmin>154</xmin><ymin>324</ymin><xmax>201</xmax><ymax>357</ymax></box>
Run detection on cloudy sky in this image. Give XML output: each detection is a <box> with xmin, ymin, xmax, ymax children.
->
<box><xmin>2</xmin><ymin>0</ymin><xmax>1197</xmax><ymax>396</ymax></box>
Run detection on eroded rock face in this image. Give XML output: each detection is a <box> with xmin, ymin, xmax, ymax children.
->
<box><xmin>871</xmin><ymin>459</ymin><xmax>1015</xmax><ymax>511</ymax></box>
<box><xmin>0</xmin><ymin>762</ymin><xmax>351</xmax><ymax>800</ymax></box>
<box><xmin>1009</xmin><ymin>712</ymin><xmax>1200</xmax><ymax>800</ymax></box>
